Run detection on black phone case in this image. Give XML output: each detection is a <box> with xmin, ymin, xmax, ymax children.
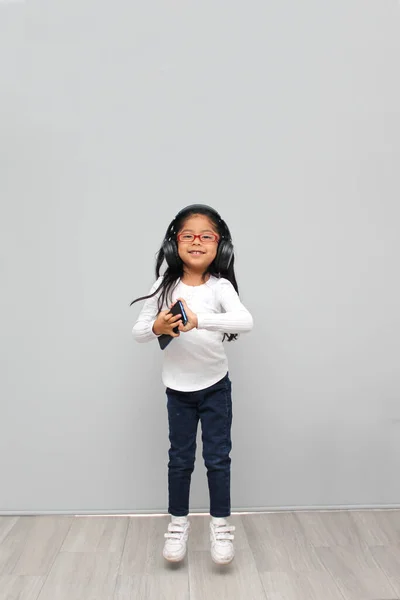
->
<box><xmin>157</xmin><ymin>301</ymin><xmax>187</xmax><ymax>351</ymax></box>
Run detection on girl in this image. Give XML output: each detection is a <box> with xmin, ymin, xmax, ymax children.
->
<box><xmin>130</xmin><ymin>204</ymin><xmax>253</xmax><ymax>565</ymax></box>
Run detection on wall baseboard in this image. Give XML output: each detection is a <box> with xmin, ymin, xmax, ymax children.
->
<box><xmin>2</xmin><ymin>503</ymin><xmax>400</xmax><ymax>516</ymax></box>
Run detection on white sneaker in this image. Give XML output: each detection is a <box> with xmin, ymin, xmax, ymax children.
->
<box><xmin>163</xmin><ymin>516</ymin><xmax>190</xmax><ymax>562</ymax></box>
<box><xmin>210</xmin><ymin>518</ymin><xmax>235</xmax><ymax>565</ymax></box>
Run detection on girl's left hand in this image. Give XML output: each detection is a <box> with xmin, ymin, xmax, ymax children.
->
<box><xmin>170</xmin><ymin>298</ymin><xmax>198</xmax><ymax>332</ymax></box>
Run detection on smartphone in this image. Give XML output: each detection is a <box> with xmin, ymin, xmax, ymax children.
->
<box><xmin>158</xmin><ymin>300</ymin><xmax>188</xmax><ymax>350</ymax></box>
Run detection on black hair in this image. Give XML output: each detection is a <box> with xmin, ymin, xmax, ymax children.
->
<box><xmin>130</xmin><ymin>205</ymin><xmax>239</xmax><ymax>341</ymax></box>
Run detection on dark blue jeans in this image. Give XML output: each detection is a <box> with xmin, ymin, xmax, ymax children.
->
<box><xmin>166</xmin><ymin>372</ymin><xmax>232</xmax><ymax>518</ymax></box>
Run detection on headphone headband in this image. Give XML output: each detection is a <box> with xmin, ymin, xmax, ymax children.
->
<box><xmin>174</xmin><ymin>204</ymin><xmax>222</xmax><ymax>222</ymax></box>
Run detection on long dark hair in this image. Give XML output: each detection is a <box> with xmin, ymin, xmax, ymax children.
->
<box><xmin>130</xmin><ymin>206</ymin><xmax>239</xmax><ymax>341</ymax></box>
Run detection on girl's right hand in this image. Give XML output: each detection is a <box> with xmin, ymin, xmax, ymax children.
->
<box><xmin>152</xmin><ymin>310</ymin><xmax>182</xmax><ymax>337</ymax></box>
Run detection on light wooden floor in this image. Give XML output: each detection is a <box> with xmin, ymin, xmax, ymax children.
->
<box><xmin>1</xmin><ymin>510</ymin><xmax>400</xmax><ymax>599</ymax></box>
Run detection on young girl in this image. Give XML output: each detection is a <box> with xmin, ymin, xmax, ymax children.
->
<box><xmin>130</xmin><ymin>204</ymin><xmax>253</xmax><ymax>565</ymax></box>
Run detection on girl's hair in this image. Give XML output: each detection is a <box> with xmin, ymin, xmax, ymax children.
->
<box><xmin>130</xmin><ymin>205</ymin><xmax>239</xmax><ymax>341</ymax></box>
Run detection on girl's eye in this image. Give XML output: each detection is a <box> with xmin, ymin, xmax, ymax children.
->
<box><xmin>181</xmin><ymin>235</ymin><xmax>193</xmax><ymax>241</ymax></box>
<box><xmin>201</xmin><ymin>235</ymin><xmax>213</xmax><ymax>241</ymax></box>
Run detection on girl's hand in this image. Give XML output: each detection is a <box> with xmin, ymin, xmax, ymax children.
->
<box><xmin>173</xmin><ymin>298</ymin><xmax>198</xmax><ymax>332</ymax></box>
<box><xmin>152</xmin><ymin>310</ymin><xmax>182</xmax><ymax>337</ymax></box>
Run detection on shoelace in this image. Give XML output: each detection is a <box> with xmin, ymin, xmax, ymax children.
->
<box><xmin>164</xmin><ymin>522</ymin><xmax>188</xmax><ymax>543</ymax></box>
<box><xmin>211</xmin><ymin>524</ymin><xmax>236</xmax><ymax>545</ymax></box>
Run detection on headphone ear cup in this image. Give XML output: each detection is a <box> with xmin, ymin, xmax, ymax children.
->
<box><xmin>215</xmin><ymin>240</ymin><xmax>234</xmax><ymax>272</ymax></box>
<box><xmin>162</xmin><ymin>239</ymin><xmax>181</xmax><ymax>269</ymax></box>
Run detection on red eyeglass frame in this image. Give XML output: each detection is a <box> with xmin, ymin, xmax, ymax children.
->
<box><xmin>177</xmin><ymin>233</ymin><xmax>220</xmax><ymax>243</ymax></box>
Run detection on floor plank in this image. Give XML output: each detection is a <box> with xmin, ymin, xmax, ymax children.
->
<box><xmin>351</xmin><ymin>511</ymin><xmax>395</xmax><ymax>547</ymax></box>
<box><xmin>0</xmin><ymin>517</ymin><xmax>19</xmax><ymax>546</ymax></box>
<box><xmin>61</xmin><ymin>516</ymin><xmax>127</xmax><ymax>554</ymax></box>
<box><xmin>316</xmin><ymin>545</ymin><xmax>399</xmax><ymax>600</ymax></box>
<box><xmin>0</xmin><ymin>575</ymin><xmax>45</xmax><ymax>600</ymax></box>
<box><xmin>118</xmin><ymin>515</ymin><xmax>171</xmax><ymax>576</ymax></box>
<box><xmin>113</xmin><ymin>572</ymin><xmax>190</xmax><ymax>600</ymax></box>
<box><xmin>298</xmin><ymin>511</ymin><xmax>365</xmax><ymax>547</ymax></box>
<box><xmin>243</xmin><ymin>513</ymin><xmax>325</xmax><ymax>572</ymax></box>
<box><xmin>36</xmin><ymin>551</ymin><xmax>121</xmax><ymax>600</ymax></box>
<box><xmin>0</xmin><ymin>516</ymin><xmax>72</xmax><ymax>576</ymax></box>
<box><xmin>188</xmin><ymin>549</ymin><xmax>266</xmax><ymax>600</ymax></box>
<box><xmin>259</xmin><ymin>571</ymin><xmax>346</xmax><ymax>600</ymax></box>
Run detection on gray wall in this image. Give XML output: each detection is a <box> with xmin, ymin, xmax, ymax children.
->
<box><xmin>1</xmin><ymin>1</ymin><xmax>399</xmax><ymax>514</ymax></box>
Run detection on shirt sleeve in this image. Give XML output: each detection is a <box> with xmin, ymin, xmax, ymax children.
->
<box><xmin>196</xmin><ymin>278</ymin><xmax>254</xmax><ymax>333</ymax></box>
<box><xmin>131</xmin><ymin>277</ymin><xmax>163</xmax><ymax>343</ymax></box>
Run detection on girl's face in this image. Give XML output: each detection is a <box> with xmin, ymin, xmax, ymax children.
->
<box><xmin>177</xmin><ymin>214</ymin><xmax>219</xmax><ymax>272</ymax></box>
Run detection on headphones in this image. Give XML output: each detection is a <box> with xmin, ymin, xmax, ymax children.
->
<box><xmin>162</xmin><ymin>204</ymin><xmax>234</xmax><ymax>273</ymax></box>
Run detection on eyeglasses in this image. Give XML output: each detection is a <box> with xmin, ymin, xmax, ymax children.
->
<box><xmin>177</xmin><ymin>233</ymin><xmax>219</xmax><ymax>243</ymax></box>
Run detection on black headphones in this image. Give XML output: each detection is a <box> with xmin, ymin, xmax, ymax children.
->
<box><xmin>162</xmin><ymin>204</ymin><xmax>234</xmax><ymax>273</ymax></box>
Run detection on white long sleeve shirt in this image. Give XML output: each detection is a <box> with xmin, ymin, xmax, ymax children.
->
<box><xmin>132</xmin><ymin>275</ymin><xmax>253</xmax><ymax>392</ymax></box>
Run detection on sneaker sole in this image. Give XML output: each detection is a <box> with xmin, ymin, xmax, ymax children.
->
<box><xmin>211</xmin><ymin>553</ymin><xmax>234</xmax><ymax>565</ymax></box>
<box><xmin>163</xmin><ymin>548</ymin><xmax>187</xmax><ymax>562</ymax></box>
